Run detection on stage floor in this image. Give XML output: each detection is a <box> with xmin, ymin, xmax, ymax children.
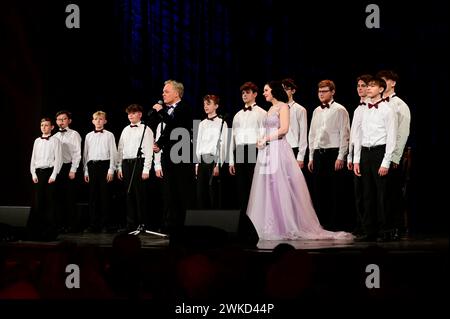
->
<box><xmin>54</xmin><ymin>232</ymin><xmax>449</xmax><ymax>251</ymax></box>
<box><xmin>3</xmin><ymin>231</ymin><xmax>447</xmax><ymax>253</ymax></box>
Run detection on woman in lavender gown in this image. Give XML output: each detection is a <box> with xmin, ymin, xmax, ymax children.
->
<box><xmin>246</xmin><ymin>81</ymin><xmax>353</xmax><ymax>241</ymax></box>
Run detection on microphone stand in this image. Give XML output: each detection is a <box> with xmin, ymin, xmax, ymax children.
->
<box><xmin>127</xmin><ymin>121</ymin><xmax>168</xmax><ymax>238</ymax></box>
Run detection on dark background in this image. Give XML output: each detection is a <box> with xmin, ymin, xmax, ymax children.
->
<box><xmin>1</xmin><ymin>0</ymin><xmax>448</xmax><ymax>234</ymax></box>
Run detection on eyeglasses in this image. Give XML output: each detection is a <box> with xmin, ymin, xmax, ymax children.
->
<box><xmin>318</xmin><ymin>89</ymin><xmax>331</xmax><ymax>94</ymax></box>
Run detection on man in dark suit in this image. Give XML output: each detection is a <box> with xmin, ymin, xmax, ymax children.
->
<box><xmin>152</xmin><ymin>79</ymin><xmax>194</xmax><ymax>237</ymax></box>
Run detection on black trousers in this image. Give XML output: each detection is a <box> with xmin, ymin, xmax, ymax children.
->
<box><xmin>28</xmin><ymin>167</ymin><xmax>57</xmax><ymax>238</ymax></box>
<box><xmin>311</xmin><ymin>148</ymin><xmax>344</xmax><ymax>230</ymax></box>
<box><xmin>122</xmin><ymin>158</ymin><xmax>148</xmax><ymax>229</ymax></box>
<box><xmin>388</xmin><ymin>159</ymin><xmax>407</xmax><ymax>232</ymax></box>
<box><xmin>360</xmin><ymin>145</ymin><xmax>389</xmax><ymax>236</ymax></box>
<box><xmin>55</xmin><ymin>163</ymin><xmax>76</xmax><ymax>231</ymax></box>
<box><xmin>353</xmin><ymin>174</ymin><xmax>364</xmax><ymax>234</ymax></box>
<box><xmin>87</xmin><ymin>160</ymin><xmax>112</xmax><ymax>229</ymax></box>
<box><xmin>161</xmin><ymin>157</ymin><xmax>194</xmax><ymax>236</ymax></box>
<box><xmin>196</xmin><ymin>155</ymin><xmax>222</xmax><ymax>209</ymax></box>
<box><xmin>234</xmin><ymin>144</ymin><xmax>257</xmax><ymax>213</ymax></box>
<box><xmin>292</xmin><ymin>147</ymin><xmax>299</xmax><ymax>158</ymax></box>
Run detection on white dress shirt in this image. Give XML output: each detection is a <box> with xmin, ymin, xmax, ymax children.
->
<box><xmin>83</xmin><ymin>129</ymin><xmax>118</xmax><ymax>177</ymax></box>
<box><xmin>353</xmin><ymin>100</ymin><xmax>398</xmax><ymax>168</ymax></box>
<box><xmin>385</xmin><ymin>94</ymin><xmax>411</xmax><ymax>164</ymax></box>
<box><xmin>53</xmin><ymin>128</ymin><xmax>82</xmax><ymax>173</ymax></box>
<box><xmin>347</xmin><ymin>99</ymin><xmax>369</xmax><ymax>163</ymax></box>
<box><xmin>30</xmin><ymin>136</ymin><xmax>63</xmax><ymax>180</ymax></box>
<box><xmin>308</xmin><ymin>101</ymin><xmax>350</xmax><ymax>161</ymax></box>
<box><xmin>196</xmin><ymin>116</ymin><xmax>228</xmax><ymax>166</ymax></box>
<box><xmin>117</xmin><ymin>122</ymin><xmax>154</xmax><ymax>174</ymax></box>
<box><xmin>286</xmin><ymin>101</ymin><xmax>308</xmax><ymax>162</ymax></box>
<box><xmin>229</xmin><ymin>105</ymin><xmax>266</xmax><ymax>165</ymax></box>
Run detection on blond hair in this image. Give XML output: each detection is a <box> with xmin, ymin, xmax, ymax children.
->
<box><xmin>165</xmin><ymin>79</ymin><xmax>184</xmax><ymax>98</ymax></box>
<box><xmin>93</xmin><ymin>110</ymin><xmax>107</xmax><ymax>119</ymax></box>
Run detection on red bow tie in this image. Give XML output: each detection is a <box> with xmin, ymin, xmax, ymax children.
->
<box><xmin>383</xmin><ymin>94</ymin><xmax>396</xmax><ymax>103</ymax></box>
<box><xmin>368</xmin><ymin>100</ymin><xmax>383</xmax><ymax>109</ymax></box>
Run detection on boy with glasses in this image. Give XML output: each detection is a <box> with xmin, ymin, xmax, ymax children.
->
<box><xmin>308</xmin><ymin>80</ymin><xmax>350</xmax><ymax>230</ymax></box>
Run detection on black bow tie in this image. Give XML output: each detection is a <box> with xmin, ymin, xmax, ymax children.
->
<box><xmin>321</xmin><ymin>103</ymin><xmax>330</xmax><ymax>109</ymax></box>
<box><xmin>59</xmin><ymin>129</ymin><xmax>67</xmax><ymax>133</ymax></box>
<box><xmin>243</xmin><ymin>106</ymin><xmax>253</xmax><ymax>112</ymax></box>
<box><xmin>359</xmin><ymin>101</ymin><xmax>366</xmax><ymax>106</ymax></box>
<box><xmin>40</xmin><ymin>136</ymin><xmax>50</xmax><ymax>140</ymax></box>
<box><xmin>130</xmin><ymin>124</ymin><xmax>138</xmax><ymax>128</ymax></box>
<box><xmin>207</xmin><ymin>115</ymin><xmax>218</xmax><ymax>121</ymax></box>
<box><xmin>368</xmin><ymin>100</ymin><xmax>383</xmax><ymax>109</ymax></box>
<box><xmin>383</xmin><ymin>94</ymin><xmax>396</xmax><ymax>103</ymax></box>
<box><xmin>94</xmin><ymin>129</ymin><xmax>104</xmax><ymax>133</ymax></box>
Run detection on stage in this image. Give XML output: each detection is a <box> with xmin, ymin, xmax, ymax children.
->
<box><xmin>48</xmin><ymin>231</ymin><xmax>448</xmax><ymax>251</ymax></box>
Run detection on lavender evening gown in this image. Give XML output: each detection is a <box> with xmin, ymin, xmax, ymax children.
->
<box><xmin>246</xmin><ymin>113</ymin><xmax>353</xmax><ymax>240</ymax></box>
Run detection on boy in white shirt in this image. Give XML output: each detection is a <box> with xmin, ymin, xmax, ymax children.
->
<box><xmin>29</xmin><ymin>118</ymin><xmax>62</xmax><ymax>240</ymax></box>
<box><xmin>308</xmin><ymin>80</ymin><xmax>350</xmax><ymax>230</ymax></box>
<box><xmin>83</xmin><ymin>111</ymin><xmax>117</xmax><ymax>233</ymax></box>
<box><xmin>195</xmin><ymin>94</ymin><xmax>228</xmax><ymax>209</ymax></box>
<box><xmin>282</xmin><ymin>78</ymin><xmax>308</xmax><ymax>169</ymax></box>
<box><xmin>377</xmin><ymin>70</ymin><xmax>411</xmax><ymax>239</ymax></box>
<box><xmin>117</xmin><ymin>104</ymin><xmax>154</xmax><ymax>231</ymax></box>
<box><xmin>229</xmin><ymin>82</ymin><xmax>266</xmax><ymax>212</ymax></box>
<box><xmin>353</xmin><ymin>77</ymin><xmax>397</xmax><ymax>241</ymax></box>
<box><xmin>54</xmin><ymin>110</ymin><xmax>82</xmax><ymax>233</ymax></box>
<box><xmin>348</xmin><ymin>74</ymin><xmax>372</xmax><ymax>235</ymax></box>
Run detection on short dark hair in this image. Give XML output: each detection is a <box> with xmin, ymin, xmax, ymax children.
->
<box><xmin>40</xmin><ymin>117</ymin><xmax>53</xmax><ymax>124</ymax></box>
<box><xmin>268</xmin><ymin>81</ymin><xmax>289</xmax><ymax>103</ymax></box>
<box><xmin>240</xmin><ymin>82</ymin><xmax>258</xmax><ymax>93</ymax></box>
<box><xmin>125</xmin><ymin>104</ymin><xmax>143</xmax><ymax>113</ymax></box>
<box><xmin>356</xmin><ymin>74</ymin><xmax>373</xmax><ymax>84</ymax></box>
<box><xmin>282</xmin><ymin>78</ymin><xmax>297</xmax><ymax>91</ymax></box>
<box><xmin>376</xmin><ymin>70</ymin><xmax>399</xmax><ymax>82</ymax></box>
<box><xmin>368</xmin><ymin>77</ymin><xmax>387</xmax><ymax>93</ymax></box>
<box><xmin>203</xmin><ymin>94</ymin><xmax>220</xmax><ymax>105</ymax></box>
<box><xmin>56</xmin><ymin>110</ymin><xmax>72</xmax><ymax>119</ymax></box>
<box><xmin>318</xmin><ymin>79</ymin><xmax>336</xmax><ymax>91</ymax></box>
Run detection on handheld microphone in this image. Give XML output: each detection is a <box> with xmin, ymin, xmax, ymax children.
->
<box><xmin>148</xmin><ymin>100</ymin><xmax>164</xmax><ymax>117</ymax></box>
